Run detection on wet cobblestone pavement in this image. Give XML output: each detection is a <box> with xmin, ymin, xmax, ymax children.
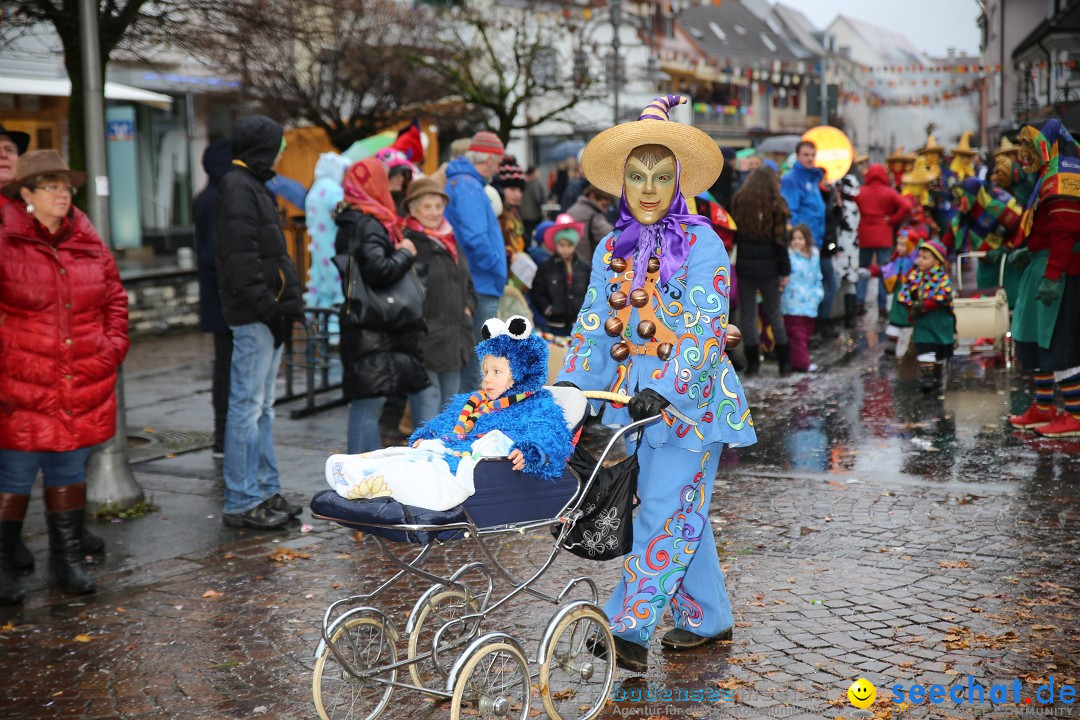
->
<box><xmin>1</xmin><ymin>332</ymin><xmax>1078</xmax><ymax>720</ymax></box>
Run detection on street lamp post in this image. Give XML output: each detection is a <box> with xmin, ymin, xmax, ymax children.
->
<box><xmin>78</xmin><ymin>0</ymin><xmax>144</xmax><ymax>511</ymax></box>
<box><xmin>610</xmin><ymin>0</ymin><xmax>622</xmax><ymax>125</ymax></box>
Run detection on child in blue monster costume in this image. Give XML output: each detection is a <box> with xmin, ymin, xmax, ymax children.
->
<box><xmin>326</xmin><ymin>316</ymin><xmax>573</xmax><ymax>510</ymax></box>
<box><xmin>557</xmin><ymin>95</ymin><xmax>757</xmax><ymax>672</ymax></box>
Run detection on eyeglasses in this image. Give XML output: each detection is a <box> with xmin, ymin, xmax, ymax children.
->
<box><xmin>0</xmin><ymin>143</ymin><xmax>18</xmax><ymax>157</ymax></box>
<box><xmin>30</xmin><ymin>183</ymin><xmax>77</xmax><ymax>196</ymax></box>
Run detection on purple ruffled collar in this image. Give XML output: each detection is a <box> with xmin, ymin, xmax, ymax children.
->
<box><xmin>610</xmin><ymin>159</ymin><xmax>704</xmax><ymax>290</ymax></box>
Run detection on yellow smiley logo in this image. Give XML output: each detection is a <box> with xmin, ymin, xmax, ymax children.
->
<box><xmin>848</xmin><ymin>678</ymin><xmax>876</xmax><ymax>709</ymax></box>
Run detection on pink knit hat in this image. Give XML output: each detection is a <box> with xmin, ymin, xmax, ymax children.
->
<box><xmin>467</xmin><ymin>131</ymin><xmax>505</xmax><ymax>155</ymax></box>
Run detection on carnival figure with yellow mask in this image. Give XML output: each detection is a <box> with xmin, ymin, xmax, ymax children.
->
<box><xmin>557</xmin><ymin>95</ymin><xmax>756</xmax><ymax>672</ymax></box>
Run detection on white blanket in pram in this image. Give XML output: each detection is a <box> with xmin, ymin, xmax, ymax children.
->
<box><xmin>325</xmin><ymin>431</ymin><xmax>516</xmax><ymax>511</ymax></box>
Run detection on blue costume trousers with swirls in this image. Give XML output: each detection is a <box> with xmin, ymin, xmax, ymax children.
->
<box><xmin>603</xmin><ymin>441</ymin><xmax>734</xmax><ymax>647</ymax></box>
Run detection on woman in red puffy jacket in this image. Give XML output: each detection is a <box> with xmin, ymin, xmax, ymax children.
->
<box><xmin>0</xmin><ymin>150</ymin><xmax>129</xmax><ymax>604</ymax></box>
<box><xmin>855</xmin><ymin>163</ymin><xmax>909</xmax><ymax>315</ymax></box>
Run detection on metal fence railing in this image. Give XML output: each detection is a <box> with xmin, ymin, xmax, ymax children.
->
<box><xmin>279</xmin><ymin>306</ymin><xmax>346</xmax><ymax>419</ymax></box>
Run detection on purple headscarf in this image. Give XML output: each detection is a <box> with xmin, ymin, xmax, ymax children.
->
<box><xmin>610</xmin><ymin>158</ymin><xmax>705</xmax><ymax>290</ymax></box>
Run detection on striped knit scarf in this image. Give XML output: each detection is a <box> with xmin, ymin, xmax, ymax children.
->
<box><xmin>452</xmin><ymin>391</ymin><xmax>533</xmax><ymax>436</ymax></box>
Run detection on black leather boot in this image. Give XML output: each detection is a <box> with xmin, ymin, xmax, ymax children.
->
<box><xmin>0</xmin><ymin>493</ymin><xmax>30</xmax><ymax>604</ymax></box>
<box><xmin>44</xmin><ymin>484</ymin><xmax>95</xmax><ymax>595</ymax></box>
<box><xmin>744</xmin><ymin>345</ymin><xmax>761</xmax><ymax>376</ymax></box>
<box><xmin>776</xmin><ymin>343</ymin><xmax>792</xmax><ymax>377</ymax></box>
<box><xmin>844</xmin><ymin>295</ymin><xmax>857</xmax><ymax>329</ymax></box>
<box><xmin>919</xmin><ymin>363</ymin><xmax>937</xmax><ymax>394</ymax></box>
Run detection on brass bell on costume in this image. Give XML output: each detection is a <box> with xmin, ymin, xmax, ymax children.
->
<box><xmin>726</xmin><ymin>324</ymin><xmax>742</xmax><ymax>350</ymax></box>
<box><xmin>610</xmin><ymin>257</ymin><xmax>627</xmax><ymax>273</ymax></box>
<box><xmin>609</xmin><ymin>290</ymin><xmax>628</xmax><ymax>309</ymax></box>
<box><xmin>656</xmin><ymin>343</ymin><xmax>673</xmax><ymax>361</ymax></box>
<box><xmin>610</xmin><ymin>341</ymin><xmax>631</xmax><ymax>362</ymax></box>
<box><xmin>629</xmin><ymin>288</ymin><xmax>649</xmax><ymax>308</ymax></box>
<box><xmin>604</xmin><ymin>317</ymin><xmax>624</xmax><ymax>337</ymax></box>
<box><xmin>637</xmin><ymin>320</ymin><xmax>656</xmax><ymax>339</ymax></box>
<box><xmin>647</xmin><ymin>256</ymin><xmax>660</xmax><ymax>273</ymax></box>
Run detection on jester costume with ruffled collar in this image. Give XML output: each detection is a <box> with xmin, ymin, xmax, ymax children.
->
<box><xmin>1010</xmin><ymin>120</ymin><xmax>1080</xmax><ymax>357</ymax></box>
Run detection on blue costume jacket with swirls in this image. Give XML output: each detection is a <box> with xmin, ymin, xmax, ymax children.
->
<box><xmin>557</xmin><ymin>224</ymin><xmax>756</xmax><ymax>451</ymax></box>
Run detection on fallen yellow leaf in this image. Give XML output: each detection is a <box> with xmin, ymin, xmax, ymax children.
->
<box><xmin>202</xmin><ymin>589</ymin><xmax>224</xmax><ymax>599</ymax></box>
<box><xmin>73</xmin><ymin>634</ymin><xmax>93</xmax><ymax>643</ymax></box>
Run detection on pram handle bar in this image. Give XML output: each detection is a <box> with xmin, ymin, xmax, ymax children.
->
<box><xmin>581</xmin><ymin>389</ymin><xmax>698</xmax><ymax>427</ymax></box>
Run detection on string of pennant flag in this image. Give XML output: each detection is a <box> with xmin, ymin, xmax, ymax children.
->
<box><xmin>854</xmin><ymin>59</ymin><xmax>1077</xmax><ymax>75</ymax></box>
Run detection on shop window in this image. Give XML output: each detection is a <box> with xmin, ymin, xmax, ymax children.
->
<box><xmin>136</xmin><ymin>97</ymin><xmax>193</xmax><ymax>231</ymax></box>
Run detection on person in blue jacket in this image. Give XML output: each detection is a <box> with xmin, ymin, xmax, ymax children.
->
<box><xmin>558</xmin><ymin>96</ymin><xmax>756</xmax><ymax>673</ymax></box>
<box><xmin>781</xmin><ymin>140</ymin><xmax>838</xmax><ymax>337</ymax></box>
<box><xmin>443</xmin><ymin>130</ymin><xmax>507</xmax><ymax>390</ymax></box>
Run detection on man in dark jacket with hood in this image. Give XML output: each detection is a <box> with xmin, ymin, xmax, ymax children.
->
<box><xmin>213</xmin><ymin>115</ymin><xmax>305</xmax><ymax>530</ymax></box>
<box><xmin>194</xmin><ymin>138</ymin><xmax>233</xmax><ymax>459</ymax></box>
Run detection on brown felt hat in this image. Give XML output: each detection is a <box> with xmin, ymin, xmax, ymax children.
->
<box><xmin>1</xmin><ymin>149</ymin><xmax>87</xmax><ymax>198</ymax></box>
<box><xmin>402</xmin><ymin>177</ymin><xmax>449</xmax><ymax>211</ymax></box>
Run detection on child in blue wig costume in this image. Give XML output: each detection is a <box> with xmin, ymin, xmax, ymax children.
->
<box><xmin>325</xmin><ymin>316</ymin><xmax>574</xmax><ymax>511</ymax></box>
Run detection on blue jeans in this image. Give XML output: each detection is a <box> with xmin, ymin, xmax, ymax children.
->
<box><xmin>856</xmin><ymin>247</ymin><xmax>891</xmax><ymax>310</ymax></box>
<box><xmin>817</xmin><ymin>251</ymin><xmax>839</xmax><ymax>322</ymax></box>
<box><xmin>411</xmin><ymin>370</ymin><xmax>461</xmax><ymax>428</ymax></box>
<box><xmin>0</xmin><ymin>447</ymin><xmax>94</xmax><ymax>494</ymax></box>
<box><xmin>459</xmin><ymin>295</ymin><xmax>499</xmax><ymax>391</ymax></box>
<box><xmin>346</xmin><ymin>389</ymin><xmax>427</xmax><ymax>453</ymax></box>
<box><xmin>223</xmin><ymin>322</ymin><xmax>284</xmax><ymax>514</ymax></box>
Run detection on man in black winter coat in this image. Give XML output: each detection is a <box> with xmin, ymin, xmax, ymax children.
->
<box><xmin>213</xmin><ymin>115</ymin><xmax>305</xmax><ymax>530</ymax></box>
<box><xmin>194</xmin><ymin>138</ymin><xmax>233</xmax><ymax>459</ymax></box>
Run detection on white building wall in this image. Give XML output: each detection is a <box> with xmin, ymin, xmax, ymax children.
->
<box><xmin>827</xmin><ymin>17</ymin><xmax>978</xmax><ymax>155</ymax></box>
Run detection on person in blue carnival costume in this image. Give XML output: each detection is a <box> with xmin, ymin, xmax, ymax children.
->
<box><xmin>557</xmin><ymin>95</ymin><xmax>756</xmax><ymax>672</ymax></box>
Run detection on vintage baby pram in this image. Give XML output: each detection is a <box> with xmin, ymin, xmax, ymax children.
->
<box><xmin>308</xmin><ymin>387</ymin><xmax>652</xmax><ymax>720</ymax></box>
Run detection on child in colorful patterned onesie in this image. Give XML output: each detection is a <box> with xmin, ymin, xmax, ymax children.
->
<box><xmin>556</xmin><ymin>95</ymin><xmax>756</xmax><ymax>673</ymax></box>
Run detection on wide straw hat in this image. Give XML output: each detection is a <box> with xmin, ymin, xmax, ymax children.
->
<box><xmin>580</xmin><ymin>94</ymin><xmax>722</xmax><ymax>199</ymax></box>
<box><xmin>886</xmin><ymin>146</ymin><xmax>915</xmax><ymax>165</ymax></box>
<box><xmin>951</xmin><ymin>131</ymin><xmax>977</xmax><ymax>157</ymax></box>
<box><xmin>916</xmin><ymin>133</ymin><xmax>944</xmax><ymax>156</ymax></box>
<box><xmin>1</xmin><ymin>149</ymin><xmax>87</xmax><ymax>198</ymax></box>
<box><xmin>994</xmin><ymin>136</ymin><xmax>1020</xmax><ymax>158</ymax></box>
<box><xmin>901</xmin><ymin>156</ymin><xmax>934</xmax><ymax>185</ymax></box>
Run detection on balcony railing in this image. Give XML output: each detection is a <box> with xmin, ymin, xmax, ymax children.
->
<box><xmin>691</xmin><ymin>107</ymin><xmax>748</xmax><ymax>132</ymax></box>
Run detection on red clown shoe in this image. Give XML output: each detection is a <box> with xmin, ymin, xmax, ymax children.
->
<box><xmin>1035</xmin><ymin>413</ymin><xmax>1080</xmax><ymax>438</ymax></box>
<box><xmin>1008</xmin><ymin>403</ymin><xmax>1060</xmax><ymax>430</ymax></box>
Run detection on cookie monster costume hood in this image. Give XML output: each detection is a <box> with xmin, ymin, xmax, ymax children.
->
<box><xmin>475</xmin><ymin>315</ymin><xmax>549</xmax><ymax>395</ymax></box>
<box><xmin>409</xmin><ymin>315</ymin><xmax>573</xmax><ymax>481</ymax></box>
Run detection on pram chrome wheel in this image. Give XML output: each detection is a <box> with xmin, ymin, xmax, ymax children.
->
<box><xmin>313</xmin><ymin>614</ymin><xmax>398</xmax><ymax>720</ymax></box>
<box><xmin>407</xmin><ymin>587</ymin><xmax>481</xmax><ymax>695</ymax></box>
<box><xmin>449</xmin><ymin>635</ymin><xmax>531</xmax><ymax>720</ymax></box>
<box><xmin>538</xmin><ymin>603</ymin><xmax>615</xmax><ymax>720</ymax></box>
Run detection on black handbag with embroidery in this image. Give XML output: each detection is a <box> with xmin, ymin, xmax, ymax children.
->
<box><xmin>553</xmin><ymin>445</ymin><xmax>638</xmax><ymax>561</ymax></box>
